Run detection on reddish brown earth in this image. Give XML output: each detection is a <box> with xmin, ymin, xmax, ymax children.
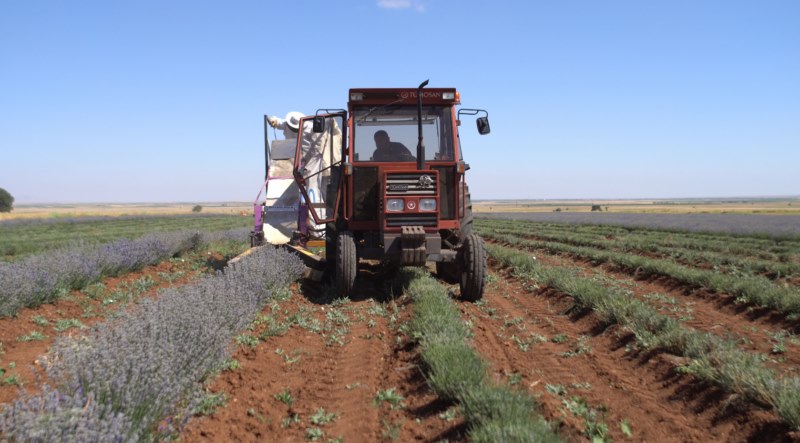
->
<box><xmin>182</xmin><ymin>249</ymin><xmax>800</xmax><ymax>442</ymax></box>
<box><xmin>488</xmin><ymin>237</ymin><xmax>800</xmax><ymax>375</ymax></box>
<box><xmin>181</xmin><ymin>268</ymin><xmax>466</xmax><ymax>443</ymax></box>
<box><xmin>0</xmin><ymin>251</ymin><xmax>220</xmax><ymax>404</ymax></box>
<box><xmin>459</xmin><ymin>249</ymin><xmax>799</xmax><ymax>442</ymax></box>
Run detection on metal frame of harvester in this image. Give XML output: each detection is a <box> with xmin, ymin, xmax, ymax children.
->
<box><xmin>249</xmin><ymin>80</ymin><xmax>491</xmax><ymax>300</ymax></box>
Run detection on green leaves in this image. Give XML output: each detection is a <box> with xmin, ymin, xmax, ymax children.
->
<box><xmin>274</xmin><ymin>387</ymin><xmax>294</xmax><ymax>406</ymax></box>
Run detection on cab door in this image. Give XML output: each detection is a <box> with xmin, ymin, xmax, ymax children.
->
<box><xmin>293</xmin><ymin>113</ymin><xmax>346</xmax><ymax>225</ymax></box>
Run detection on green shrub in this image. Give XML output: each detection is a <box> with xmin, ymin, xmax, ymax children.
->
<box><xmin>0</xmin><ymin>187</ymin><xmax>13</xmax><ymax>213</ymax></box>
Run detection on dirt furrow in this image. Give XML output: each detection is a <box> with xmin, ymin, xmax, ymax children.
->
<box><xmin>461</xmin><ymin>268</ymin><xmax>793</xmax><ymax>442</ymax></box>
<box><xmin>485</xmin><ymin>238</ymin><xmax>800</xmax><ymax>373</ymax></box>
<box><xmin>181</xmin><ymin>280</ymin><xmax>464</xmax><ymax>443</ymax></box>
<box><xmin>181</xmin><ymin>295</ymin><xmax>387</xmax><ymax>441</ymax></box>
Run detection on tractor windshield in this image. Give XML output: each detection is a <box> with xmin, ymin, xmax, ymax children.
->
<box><xmin>352</xmin><ymin>105</ymin><xmax>454</xmax><ymax>163</ymax></box>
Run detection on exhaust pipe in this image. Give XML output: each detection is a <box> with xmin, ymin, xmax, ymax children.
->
<box><xmin>416</xmin><ymin>79</ymin><xmax>429</xmax><ymax>170</ymax></box>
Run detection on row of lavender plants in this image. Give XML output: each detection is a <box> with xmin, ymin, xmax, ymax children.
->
<box><xmin>477</xmin><ymin>213</ymin><xmax>800</xmax><ymax>239</ymax></box>
<box><xmin>0</xmin><ymin>227</ymin><xmax>250</xmax><ymax>318</ymax></box>
<box><xmin>0</xmin><ymin>246</ymin><xmax>305</xmax><ymax>442</ymax></box>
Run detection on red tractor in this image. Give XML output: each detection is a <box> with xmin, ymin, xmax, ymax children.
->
<box><xmin>251</xmin><ymin>81</ymin><xmax>490</xmax><ymax>300</ymax></box>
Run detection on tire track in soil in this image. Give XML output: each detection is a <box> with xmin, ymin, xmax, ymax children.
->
<box><xmin>0</xmin><ymin>255</ymin><xmax>210</xmax><ymax>405</ymax></box>
<box><xmin>460</xmin><ymin>267</ymin><xmax>795</xmax><ymax>442</ymax></box>
<box><xmin>485</xmin><ymin>238</ymin><xmax>800</xmax><ymax>375</ymax></box>
<box><xmin>181</xmin><ymin>272</ymin><xmax>465</xmax><ymax>443</ymax></box>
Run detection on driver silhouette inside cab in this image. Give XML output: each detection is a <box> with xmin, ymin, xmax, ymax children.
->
<box><xmin>371</xmin><ymin>130</ymin><xmax>415</xmax><ymax>162</ymax></box>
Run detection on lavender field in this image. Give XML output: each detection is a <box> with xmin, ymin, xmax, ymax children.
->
<box><xmin>0</xmin><ymin>246</ymin><xmax>304</xmax><ymax>442</ymax></box>
<box><xmin>477</xmin><ymin>212</ymin><xmax>800</xmax><ymax>238</ymax></box>
<box><xmin>0</xmin><ymin>227</ymin><xmax>250</xmax><ymax>317</ymax></box>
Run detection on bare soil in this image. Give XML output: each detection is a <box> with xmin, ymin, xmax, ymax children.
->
<box><xmin>181</xmin><ymin>269</ymin><xmax>466</xmax><ymax>443</ymax></box>
<box><xmin>488</xmin><ymin>237</ymin><xmax>800</xmax><ymax>375</ymax></box>
<box><xmin>463</xmin><ymin>265</ymin><xmax>797</xmax><ymax>442</ymax></box>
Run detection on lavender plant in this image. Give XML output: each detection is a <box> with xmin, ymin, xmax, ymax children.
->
<box><xmin>0</xmin><ymin>385</ymin><xmax>134</xmax><ymax>443</ymax></box>
<box><xmin>0</xmin><ymin>228</ymin><xmax>250</xmax><ymax>318</ymax></box>
<box><xmin>0</xmin><ymin>246</ymin><xmax>304</xmax><ymax>442</ymax></box>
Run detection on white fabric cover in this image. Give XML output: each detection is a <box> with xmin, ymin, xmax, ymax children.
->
<box><xmin>262</xmin><ymin>120</ymin><xmax>342</xmax><ymax>244</ymax></box>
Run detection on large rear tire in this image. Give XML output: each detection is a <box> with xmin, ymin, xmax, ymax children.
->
<box><xmin>335</xmin><ymin>231</ymin><xmax>357</xmax><ymax>297</ymax></box>
<box><xmin>459</xmin><ymin>233</ymin><xmax>486</xmax><ymax>302</ymax></box>
<box><xmin>460</xmin><ymin>186</ymin><xmax>473</xmax><ymax>237</ymax></box>
<box><xmin>436</xmin><ymin>186</ymin><xmax>474</xmax><ymax>284</ymax></box>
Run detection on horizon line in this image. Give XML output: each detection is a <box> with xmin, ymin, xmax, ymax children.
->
<box><xmin>10</xmin><ymin>195</ymin><xmax>800</xmax><ymax>206</ymax></box>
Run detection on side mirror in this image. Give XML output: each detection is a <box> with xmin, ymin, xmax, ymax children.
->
<box><xmin>312</xmin><ymin>116</ymin><xmax>325</xmax><ymax>133</ymax></box>
<box><xmin>476</xmin><ymin>117</ymin><xmax>490</xmax><ymax>135</ymax></box>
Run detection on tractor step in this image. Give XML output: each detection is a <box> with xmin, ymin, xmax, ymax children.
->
<box><xmin>306</xmin><ymin>239</ymin><xmax>326</xmax><ymax>248</ymax></box>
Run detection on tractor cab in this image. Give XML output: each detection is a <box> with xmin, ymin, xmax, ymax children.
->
<box><xmin>343</xmin><ymin>88</ymin><xmax>467</xmax><ymax>263</ymax></box>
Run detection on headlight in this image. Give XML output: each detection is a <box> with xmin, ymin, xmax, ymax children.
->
<box><xmin>387</xmin><ymin>198</ymin><xmax>404</xmax><ymax>212</ymax></box>
<box><xmin>419</xmin><ymin>198</ymin><xmax>437</xmax><ymax>211</ymax></box>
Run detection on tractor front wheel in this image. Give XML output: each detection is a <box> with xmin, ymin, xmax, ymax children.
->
<box><xmin>459</xmin><ymin>234</ymin><xmax>486</xmax><ymax>302</ymax></box>
<box><xmin>335</xmin><ymin>231</ymin><xmax>357</xmax><ymax>297</ymax></box>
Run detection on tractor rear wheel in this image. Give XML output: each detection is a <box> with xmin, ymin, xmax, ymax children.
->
<box><xmin>459</xmin><ymin>233</ymin><xmax>486</xmax><ymax>302</ymax></box>
<box><xmin>335</xmin><ymin>231</ymin><xmax>357</xmax><ymax>297</ymax></box>
<box><xmin>460</xmin><ymin>185</ymin><xmax>474</xmax><ymax>237</ymax></box>
<box><xmin>436</xmin><ymin>186</ymin><xmax>474</xmax><ymax>283</ymax></box>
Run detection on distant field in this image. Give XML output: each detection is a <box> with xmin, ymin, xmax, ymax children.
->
<box><xmin>474</xmin><ymin>198</ymin><xmax>800</xmax><ymax>214</ymax></box>
<box><xmin>477</xmin><ymin>212</ymin><xmax>800</xmax><ymax>238</ymax></box>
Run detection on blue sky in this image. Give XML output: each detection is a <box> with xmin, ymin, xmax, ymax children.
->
<box><xmin>1</xmin><ymin>0</ymin><xmax>798</xmax><ymax>203</ymax></box>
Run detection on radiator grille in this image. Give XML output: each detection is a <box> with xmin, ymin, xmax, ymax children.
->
<box><xmin>385</xmin><ymin>173</ymin><xmax>437</xmax><ymax>196</ymax></box>
<box><xmin>386</xmin><ymin>213</ymin><xmax>437</xmax><ymax>227</ymax></box>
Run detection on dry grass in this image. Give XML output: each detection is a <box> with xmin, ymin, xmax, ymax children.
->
<box><xmin>1</xmin><ymin>203</ymin><xmax>253</xmax><ymax>221</ymax></box>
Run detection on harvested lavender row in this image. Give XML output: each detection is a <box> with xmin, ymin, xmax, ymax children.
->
<box><xmin>0</xmin><ymin>246</ymin><xmax>305</xmax><ymax>442</ymax></box>
<box><xmin>0</xmin><ymin>227</ymin><xmax>250</xmax><ymax>318</ymax></box>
